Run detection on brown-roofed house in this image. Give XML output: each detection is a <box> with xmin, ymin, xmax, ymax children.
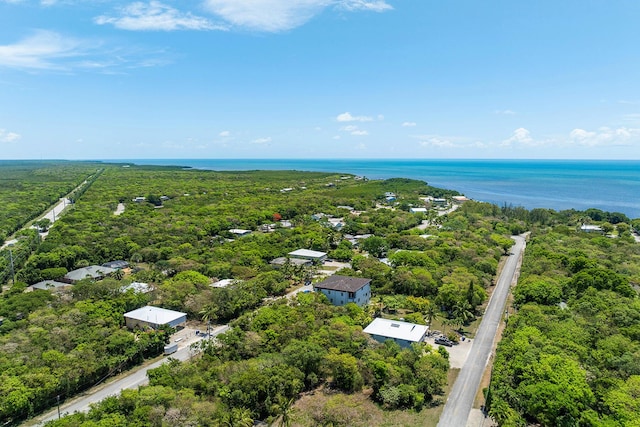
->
<box><xmin>314</xmin><ymin>275</ymin><xmax>372</xmax><ymax>307</ymax></box>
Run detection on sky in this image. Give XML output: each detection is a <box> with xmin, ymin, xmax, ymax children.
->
<box><xmin>1</xmin><ymin>0</ymin><xmax>640</xmax><ymax>160</ymax></box>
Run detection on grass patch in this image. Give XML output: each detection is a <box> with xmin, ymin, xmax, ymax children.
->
<box><xmin>289</xmin><ymin>369</ymin><xmax>460</xmax><ymax>427</ymax></box>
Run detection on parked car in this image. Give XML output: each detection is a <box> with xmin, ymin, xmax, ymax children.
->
<box><xmin>435</xmin><ymin>336</ymin><xmax>453</xmax><ymax>347</ymax></box>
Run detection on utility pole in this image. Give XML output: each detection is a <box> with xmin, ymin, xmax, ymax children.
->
<box><xmin>57</xmin><ymin>395</ymin><xmax>61</xmax><ymax>419</ymax></box>
<box><xmin>8</xmin><ymin>248</ymin><xmax>15</xmax><ymax>285</ymax></box>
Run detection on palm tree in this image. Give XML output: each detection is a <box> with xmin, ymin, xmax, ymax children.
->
<box><xmin>275</xmin><ymin>397</ymin><xmax>294</xmax><ymax>427</ymax></box>
<box><xmin>199</xmin><ymin>304</ymin><xmax>218</xmax><ymax>337</ymax></box>
<box><xmin>452</xmin><ymin>300</ymin><xmax>474</xmax><ymax>330</ymax></box>
<box><xmin>217</xmin><ymin>408</ymin><xmax>253</xmax><ymax>427</ymax></box>
<box><xmin>424</xmin><ymin>303</ymin><xmax>441</xmax><ymax>329</ymax></box>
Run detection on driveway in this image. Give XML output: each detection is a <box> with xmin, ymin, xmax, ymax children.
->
<box><xmin>424</xmin><ymin>335</ymin><xmax>473</xmax><ymax>369</ymax></box>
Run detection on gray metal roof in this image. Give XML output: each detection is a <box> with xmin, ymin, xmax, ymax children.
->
<box><xmin>32</xmin><ymin>280</ymin><xmax>69</xmax><ymax>291</ymax></box>
<box><xmin>314</xmin><ymin>275</ymin><xmax>371</xmax><ymax>292</ymax></box>
<box><xmin>65</xmin><ymin>265</ymin><xmax>116</xmax><ymax>282</ymax></box>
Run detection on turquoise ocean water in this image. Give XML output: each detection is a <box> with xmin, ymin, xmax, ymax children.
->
<box><xmin>112</xmin><ymin>159</ymin><xmax>640</xmax><ymax>219</ymax></box>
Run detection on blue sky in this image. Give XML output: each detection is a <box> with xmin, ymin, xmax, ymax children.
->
<box><xmin>1</xmin><ymin>0</ymin><xmax>640</xmax><ymax>160</ymax></box>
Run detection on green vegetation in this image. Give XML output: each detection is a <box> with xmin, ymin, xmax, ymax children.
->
<box><xmin>487</xmin><ymin>223</ymin><xmax>640</xmax><ymax>426</ymax></box>
<box><xmin>1</xmin><ymin>162</ymin><xmax>637</xmax><ymax>426</ymax></box>
<box><xmin>0</xmin><ymin>161</ymin><xmax>100</xmax><ymax>241</ymax></box>
<box><xmin>0</xmin><ymin>161</ymin><xmax>102</xmax><ymax>286</ymax></box>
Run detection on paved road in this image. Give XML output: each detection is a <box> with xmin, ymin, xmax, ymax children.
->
<box><xmin>437</xmin><ymin>235</ymin><xmax>526</xmax><ymax>427</ymax></box>
<box><xmin>29</xmin><ymin>325</ymin><xmax>229</xmax><ymax>426</ymax></box>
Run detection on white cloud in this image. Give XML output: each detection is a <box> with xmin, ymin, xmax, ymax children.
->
<box><xmin>340</xmin><ymin>125</ymin><xmax>359</xmax><ymax>132</ymax></box>
<box><xmin>501</xmin><ymin>127</ymin><xmax>534</xmax><ymax>146</ymax></box>
<box><xmin>377</xmin><ymin>114</ymin><xmax>384</xmax><ymax>121</ymax></box>
<box><xmin>203</xmin><ymin>0</ymin><xmax>392</xmax><ymax>32</ymax></box>
<box><xmin>419</xmin><ymin>137</ymin><xmax>454</xmax><ymax>148</ymax></box>
<box><xmin>336</xmin><ymin>112</ymin><xmax>373</xmax><ymax>122</ymax></box>
<box><xmin>219</xmin><ymin>130</ymin><xmax>231</xmax><ymax>137</ymax></box>
<box><xmin>252</xmin><ymin>136</ymin><xmax>272</xmax><ymax>144</ymax></box>
<box><xmin>0</xmin><ymin>29</ymin><xmax>166</xmax><ymax>71</ymax></box>
<box><xmin>340</xmin><ymin>0</ymin><xmax>392</xmax><ymax>12</ymax></box>
<box><xmin>402</xmin><ymin>121</ymin><xmax>416</xmax><ymax>127</ymax></box>
<box><xmin>623</xmin><ymin>113</ymin><xmax>640</xmax><ymax>122</ymax></box>
<box><xmin>0</xmin><ymin>128</ymin><xmax>21</xmax><ymax>143</ymax></box>
<box><xmin>332</xmin><ymin>135</ymin><xmax>341</xmax><ymax>139</ymax></box>
<box><xmin>351</xmin><ymin>130</ymin><xmax>368</xmax><ymax>136</ymax></box>
<box><xmin>495</xmin><ymin>109</ymin><xmax>517</xmax><ymax>115</ymax></box>
<box><xmin>569</xmin><ymin>127</ymin><xmax>639</xmax><ymax>147</ymax></box>
<box><xmin>95</xmin><ymin>1</ymin><xmax>222</xmax><ymax>31</ymax></box>
<box><xmin>0</xmin><ymin>30</ymin><xmax>90</xmax><ymax>70</ymax></box>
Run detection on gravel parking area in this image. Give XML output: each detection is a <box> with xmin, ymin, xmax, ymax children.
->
<box><xmin>424</xmin><ymin>335</ymin><xmax>473</xmax><ymax>369</ymax></box>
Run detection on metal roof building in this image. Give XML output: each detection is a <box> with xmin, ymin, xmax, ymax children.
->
<box><xmin>363</xmin><ymin>318</ymin><xmax>429</xmax><ymax>348</ymax></box>
<box><xmin>288</xmin><ymin>249</ymin><xmax>327</xmax><ymax>262</ymax></box>
<box><xmin>32</xmin><ymin>280</ymin><xmax>70</xmax><ymax>292</ymax></box>
<box><xmin>64</xmin><ymin>265</ymin><xmax>116</xmax><ymax>283</ymax></box>
<box><xmin>314</xmin><ymin>275</ymin><xmax>372</xmax><ymax>307</ymax></box>
<box><xmin>124</xmin><ymin>306</ymin><xmax>187</xmax><ymax>330</ymax></box>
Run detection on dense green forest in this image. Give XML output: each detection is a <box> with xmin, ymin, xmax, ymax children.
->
<box><xmin>487</xmin><ymin>223</ymin><xmax>640</xmax><ymax>426</ymax></box>
<box><xmin>0</xmin><ymin>161</ymin><xmax>103</xmax><ymax>286</ymax></box>
<box><xmin>0</xmin><ymin>161</ymin><xmax>100</xmax><ymax>242</ymax></box>
<box><xmin>0</xmin><ymin>163</ymin><xmax>638</xmax><ymax>426</ymax></box>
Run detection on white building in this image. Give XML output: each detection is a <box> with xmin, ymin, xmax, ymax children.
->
<box><xmin>210</xmin><ymin>278</ymin><xmax>237</xmax><ymax>288</ymax></box>
<box><xmin>409</xmin><ymin>207</ymin><xmax>428</xmax><ymax>214</ymax></box>
<box><xmin>288</xmin><ymin>249</ymin><xmax>327</xmax><ymax>263</ymax></box>
<box><xmin>580</xmin><ymin>224</ymin><xmax>604</xmax><ymax>233</ymax></box>
<box><xmin>314</xmin><ymin>275</ymin><xmax>371</xmax><ymax>307</ymax></box>
<box><xmin>124</xmin><ymin>306</ymin><xmax>187</xmax><ymax>330</ymax></box>
<box><xmin>229</xmin><ymin>229</ymin><xmax>252</xmax><ymax>237</ymax></box>
<box><xmin>363</xmin><ymin>318</ymin><xmax>429</xmax><ymax>348</ymax></box>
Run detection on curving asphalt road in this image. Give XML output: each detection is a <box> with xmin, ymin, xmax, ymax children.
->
<box><xmin>437</xmin><ymin>235</ymin><xmax>526</xmax><ymax>427</ymax></box>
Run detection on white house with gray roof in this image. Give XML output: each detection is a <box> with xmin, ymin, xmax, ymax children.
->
<box><xmin>363</xmin><ymin>318</ymin><xmax>428</xmax><ymax>348</ymax></box>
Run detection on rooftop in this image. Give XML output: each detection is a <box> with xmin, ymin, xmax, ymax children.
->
<box><xmin>121</xmin><ymin>282</ymin><xmax>153</xmax><ymax>294</ymax></box>
<box><xmin>32</xmin><ymin>280</ymin><xmax>69</xmax><ymax>291</ymax></box>
<box><xmin>314</xmin><ymin>275</ymin><xmax>371</xmax><ymax>292</ymax></box>
<box><xmin>124</xmin><ymin>306</ymin><xmax>186</xmax><ymax>324</ymax></box>
<box><xmin>211</xmin><ymin>278</ymin><xmax>237</xmax><ymax>288</ymax></box>
<box><xmin>363</xmin><ymin>318</ymin><xmax>428</xmax><ymax>343</ymax></box>
<box><xmin>289</xmin><ymin>249</ymin><xmax>327</xmax><ymax>259</ymax></box>
<box><xmin>65</xmin><ymin>265</ymin><xmax>116</xmax><ymax>282</ymax></box>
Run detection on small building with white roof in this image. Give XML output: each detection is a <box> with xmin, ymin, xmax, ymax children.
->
<box><xmin>229</xmin><ymin>229</ymin><xmax>252</xmax><ymax>237</ymax></box>
<box><xmin>363</xmin><ymin>318</ymin><xmax>429</xmax><ymax>348</ymax></box>
<box><xmin>124</xmin><ymin>306</ymin><xmax>187</xmax><ymax>330</ymax></box>
<box><xmin>288</xmin><ymin>249</ymin><xmax>327</xmax><ymax>263</ymax></box>
<box><xmin>409</xmin><ymin>207</ymin><xmax>428</xmax><ymax>214</ymax></box>
<box><xmin>210</xmin><ymin>278</ymin><xmax>237</xmax><ymax>288</ymax></box>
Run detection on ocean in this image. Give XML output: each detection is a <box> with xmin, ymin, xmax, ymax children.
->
<box><xmin>110</xmin><ymin>159</ymin><xmax>640</xmax><ymax>219</ymax></box>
